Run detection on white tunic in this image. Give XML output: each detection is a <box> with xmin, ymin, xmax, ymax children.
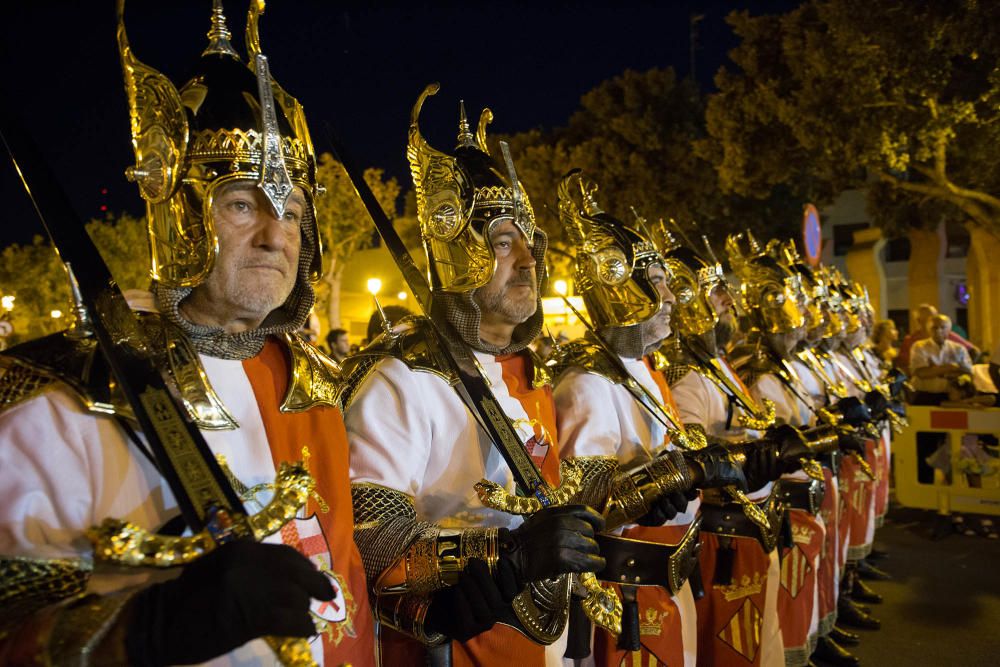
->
<box><xmin>554</xmin><ymin>355</ymin><xmax>697</xmax><ymax>667</ymax></box>
<box><xmin>0</xmin><ymin>356</ymin><xmax>330</xmax><ymax>666</ymax></box>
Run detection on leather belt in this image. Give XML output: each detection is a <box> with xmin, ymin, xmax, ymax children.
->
<box><xmin>595</xmin><ymin>517</ymin><xmax>702</xmax><ymax>595</ymax></box>
<box><xmin>777</xmin><ymin>478</ymin><xmax>825</xmax><ymax>515</ymax></box>
<box><xmin>700</xmin><ymin>493</ymin><xmax>784</xmax><ymax>552</ymax></box>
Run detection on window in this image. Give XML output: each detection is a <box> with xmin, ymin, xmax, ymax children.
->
<box><xmin>883</xmin><ymin>237</ymin><xmax>911</xmax><ymax>262</ymax></box>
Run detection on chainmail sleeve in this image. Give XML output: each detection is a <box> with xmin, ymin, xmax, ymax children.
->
<box><xmin>351</xmin><ymin>482</ymin><xmax>502</xmax><ymax>644</ymax></box>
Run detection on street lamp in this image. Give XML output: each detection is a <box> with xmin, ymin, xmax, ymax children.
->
<box><xmin>50</xmin><ymin>309</ymin><xmax>63</xmax><ymax>319</ymax></box>
<box><xmin>1</xmin><ymin>295</ymin><xmax>14</xmax><ymax>311</ymax></box>
<box><xmin>553</xmin><ymin>279</ymin><xmax>568</xmax><ymax>296</ymax></box>
<box><xmin>367</xmin><ymin>278</ymin><xmax>382</xmax><ymax>295</ymax></box>
<box><xmin>397</xmin><ymin>291</ymin><xmax>407</xmax><ymax>301</ymax></box>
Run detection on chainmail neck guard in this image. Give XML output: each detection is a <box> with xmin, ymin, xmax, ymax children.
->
<box><xmin>598</xmin><ymin>318</ymin><xmax>669</xmax><ymax>360</ymax></box>
<box><xmin>153</xmin><ymin>215</ymin><xmax>318</xmax><ymax>360</ymax></box>
<box><xmin>433</xmin><ymin>290</ymin><xmax>544</xmax><ymax>356</ymax></box>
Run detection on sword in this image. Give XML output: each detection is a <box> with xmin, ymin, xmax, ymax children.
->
<box><xmin>0</xmin><ymin>111</ymin><xmax>314</xmax><ymax>666</ymax></box>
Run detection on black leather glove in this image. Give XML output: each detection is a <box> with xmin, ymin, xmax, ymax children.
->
<box><xmin>864</xmin><ymin>390</ymin><xmax>889</xmax><ymax>419</ymax></box>
<box><xmin>686</xmin><ymin>445</ymin><xmax>749</xmax><ymax>491</ymax></box>
<box><xmin>834</xmin><ymin>396</ymin><xmax>873</xmax><ymax>427</ymax></box>
<box><xmin>125</xmin><ymin>541</ymin><xmax>333</xmax><ymax>666</ymax></box>
<box><xmin>424</xmin><ymin>558</ymin><xmax>520</xmax><ymax>641</ymax></box>
<box><xmin>742</xmin><ymin>440</ymin><xmax>784</xmax><ymax>491</ymax></box>
<box><xmin>886</xmin><ymin>368</ymin><xmax>908</xmax><ymax>400</ymax></box>
<box><xmin>837</xmin><ymin>429</ymin><xmax>867</xmax><ymax>455</ymax></box>
<box><xmin>499</xmin><ymin>504</ymin><xmax>605</xmax><ymax>583</ymax></box>
<box><xmin>636</xmin><ymin>490</ymin><xmax>690</xmax><ymax>526</ymax></box>
<box><xmin>765</xmin><ymin>424</ymin><xmax>810</xmax><ymax>460</ymax></box>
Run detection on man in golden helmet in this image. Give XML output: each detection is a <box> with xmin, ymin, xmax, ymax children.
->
<box><xmin>551</xmin><ymin>172</ymin><xmax>748</xmax><ymax>666</ymax></box>
<box><xmin>342</xmin><ymin>86</ymin><xmax>607</xmax><ymax>666</ymax></box>
<box><xmin>655</xmin><ymin>231</ymin><xmax>803</xmax><ymax>667</ymax></box>
<box><xmin>0</xmin><ymin>3</ymin><xmax>374</xmax><ymax>665</ymax></box>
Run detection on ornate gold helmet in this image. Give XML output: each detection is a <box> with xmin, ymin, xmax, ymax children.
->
<box><xmin>777</xmin><ymin>241</ymin><xmax>826</xmax><ymax>332</ymax></box>
<box><xmin>726</xmin><ymin>232</ymin><xmax>805</xmax><ymax>335</ymax></box>
<box><xmin>655</xmin><ymin>227</ymin><xmax>720</xmax><ymax>338</ymax></box>
<box><xmin>118</xmin><ymin>0</ymin><xmax>321</xmax><ymax>289</ymax></box>
<box><xmin>407</xmin><ymin>84</ymin><xmax>544</xmax><ymax>293</ymax></box>
<box><xmin>557</xmin><ymin>171</ymin><xmax>665</xmax><ymax>328</ymax></box>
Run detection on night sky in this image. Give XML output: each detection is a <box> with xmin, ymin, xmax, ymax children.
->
<box><xmin>0</xmin><ymin>0</ymin><xmax>798</xmax><ymax>248</ymax></box>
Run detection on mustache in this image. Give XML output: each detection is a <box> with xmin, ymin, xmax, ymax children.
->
<box><xmin>506</xmin><ymin>269</ymin><xmax>536</xmax><ymax>288</ymax></box>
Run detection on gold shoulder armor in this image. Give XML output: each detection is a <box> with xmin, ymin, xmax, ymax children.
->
<box><xmin>525</xmin><ymin>347</ymin><xmax>552</xmax><ymax>389</ymax></box>
<box><xmin>0</xmin><ymin>313</ymin><xmax>240</xmax><ymax>430</ymax></box>
<box><xmin>280</xmin><ymin>333</ymin><xmax>345</xmax><ymax>412</ymax></box>
<box><xmin>549</xmin><ymin>338</ymin><xmax>627</xmax><ymax>387</ymax></box>
<box><xmin>0</xmin><ymin>332</ymin><xmax>114</xmax><ymax>415</ymax></box>
<box><xmin>340</xmin><ymin>317</ymin><xmax>458</xmax><ymax>410</ymax></box>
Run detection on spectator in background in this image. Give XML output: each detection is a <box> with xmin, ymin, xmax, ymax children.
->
<box><xmin>296</xmin><ymin>308</ymin><xmax>321</xmax><ymax>344</ymax></box>
<box><xmin>326</xmin><ymin>327</ymin><xmax>351</xmax><ymax>364</ymax></box>
<box><xmin>872</xmin><ymin>319</ymin><xmax>900</xmax><ymax>366</ymax></box>
<box><xmin>897</xmin><ymin>303</ymin><xmax>977</xmax><ymax>370</ymax></box>
<box><xmin>910</xmin><ymin>314</ymin><xmax>973</xmax><ymax>404</ymax></box>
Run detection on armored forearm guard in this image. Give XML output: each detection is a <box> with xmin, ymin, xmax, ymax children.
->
<box><xmin>351</xmin><ymin>482</ymin><xmax>501</xmax><ymax>644</ymax></box>
<box><xmin>603</xmin><ymin>450</ymin><xmax>694</xmax><ymax>530</ymax></box>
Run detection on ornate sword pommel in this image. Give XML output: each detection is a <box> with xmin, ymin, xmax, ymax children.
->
<box><xmin>737</xmin><ymin>397</ymin><xmax>776</xmax><ymax>431</ymax></box>
<box><xmin>87</xmin><ymin>463</ymin><xmax>315</xmax><ymax>567</ymax></box>
<box><xmin>474</xmin><ymin>459</ymin><xmax>583</xmax><ymax>515</ymax></box>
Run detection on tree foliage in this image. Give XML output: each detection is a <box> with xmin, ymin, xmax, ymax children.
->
<box><xmin>312</xmin><ymin>152</ymin><xmax>402</xmax><ymax>328</ymax></box>
<box><xmin>703</xmin><ymin>0</ymin><xmax>1000</xmax><ymax>237</ymax></box>
<box><xmin>0</xmin><ymin>213</ymin><xmax>149</xmax><ymax>344</ymax></box>
<box><xmin>502</xmin><ymin>67</ymin><xmax>801</xmax><ymax>281</ymax></box>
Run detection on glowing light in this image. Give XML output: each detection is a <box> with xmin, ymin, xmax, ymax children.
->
<box><xmin>554</xmin><ymin>279</ymin><xmax>568</xmax><ymax>296</ymax></box>
<box><xmin>397</xmin><ymin>291</ymin><xmax>407</xmax><ymax>301</ymax></box>
<box><xmin>1</xmin><ymin>295</ymin><xmax>14</xmax><ymax>311</ymax></box>
<box><xmin>50</xmin><ymin>309</ymin><xmax>63</xmax><ymax>319</ymax></box>
<box><xmin>366</xmin><ymin>278</ymin><xmax>382</xmax><ymax>295</ymax></box>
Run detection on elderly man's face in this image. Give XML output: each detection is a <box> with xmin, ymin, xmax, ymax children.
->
<box><xmin>192</xmin><ymin>181</ymin><xmax>305</xmax><ymax>324</ymax></box>
<box><xmin>930</xmin><ymin>318</ymin><xmax>950</xmax><ymax>345</ymax></box>
<box><xmin>474</xmin><ymin>219</ymin><xmax>538</xmax><ymax>326</ymax></box>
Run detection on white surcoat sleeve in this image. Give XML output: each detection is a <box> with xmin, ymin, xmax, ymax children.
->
<box><xmin>346</xmin><ymin>351</ymin><xmax>538</xmax><ymax>530</ymax></box>
<box><xmin>0</xmin><ymin>356</ymin><xmax>319</xmax><ymax>666</ymax></box>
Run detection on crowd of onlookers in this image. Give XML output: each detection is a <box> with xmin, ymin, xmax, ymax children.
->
<box><xmin>871</xmin><ymin>303</ymin><xmax>998</xmax><ymax>406</ymax></box>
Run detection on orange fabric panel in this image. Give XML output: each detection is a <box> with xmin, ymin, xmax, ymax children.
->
<box><xmin>244</xmin><ymin>339</ymin><xmax>375</xmax><ymax>666</ymax></box>
<box><xmin>497</xmin><ymin>351</ymin><xmax>562</xmax><ymax>486</ymax></box>
<box><xmin>696</xmin><ymin>533</ymin><xmax>772</xmax><ymax>667</ymax></box>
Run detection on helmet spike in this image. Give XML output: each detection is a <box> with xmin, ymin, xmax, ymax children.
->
<box><xmin>745</xmin><ymin>228</ymin><xmax>763</xmax><ymax>255</ymax></box>
<box><xmin>577</xmin><ymin>175</ymin><xmax>603</xmax><ymax>216</ymax></box>
<box><xmin>457</xmin><ymin>100</ymin><xmax>476</xmax><ymax>148</ymax></box>
<box><xmin>203</xmin><ymin>0</ymin><xmax>240</xmax><ymax>59</ymax></box>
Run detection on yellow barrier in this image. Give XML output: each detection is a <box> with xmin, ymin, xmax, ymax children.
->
<box><xmin>894</xmin><ymin>405</ymin><xmax>1000</xmax><ymax>517</ymax></box>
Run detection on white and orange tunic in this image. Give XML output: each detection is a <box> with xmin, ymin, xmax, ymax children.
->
<box><xmin>555</xmin><ymin>354</ymin><xmax>697</xmax><ymax>667</ymax></box>
<box><xmin>346</xmin><ymin>348</ymin><xmax>565</xmax><ymax>667</ymax></box>
<box><xmin>0</xmin><ymin>336</ymin><xmax>375</xmax><ymax>666</ymax></box>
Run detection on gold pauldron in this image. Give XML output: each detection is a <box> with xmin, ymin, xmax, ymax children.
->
<box><xmin>87</xmin><ymin>462</ymin><xmax>314</xmax><ymax>567</ymax></box>
<box><xmin>604</xmin><ymin>451</ymin><xmax>692</xmax><ymax>529</ymax></box>
<box><xmin>402</xmin><ymin>527</ymin><xmax>501</xmax><ymax>595</ymax></box>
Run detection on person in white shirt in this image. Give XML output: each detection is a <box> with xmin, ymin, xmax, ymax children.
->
<box><xmin>910</xmin><ymin>315</ymin><xmax>973</xmax><ymax>403</ymax></box>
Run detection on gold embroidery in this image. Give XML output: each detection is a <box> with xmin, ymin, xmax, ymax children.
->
<box><xmin>717</xmin><ymin>572</ymin><xmax>765</xmax><ymax>603</ymax></box>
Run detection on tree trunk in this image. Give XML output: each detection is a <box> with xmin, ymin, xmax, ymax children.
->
<box><xmin>324</xmin><ymin>259</ymin><xmax>344</xmax><ymax>330</ymax></box>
